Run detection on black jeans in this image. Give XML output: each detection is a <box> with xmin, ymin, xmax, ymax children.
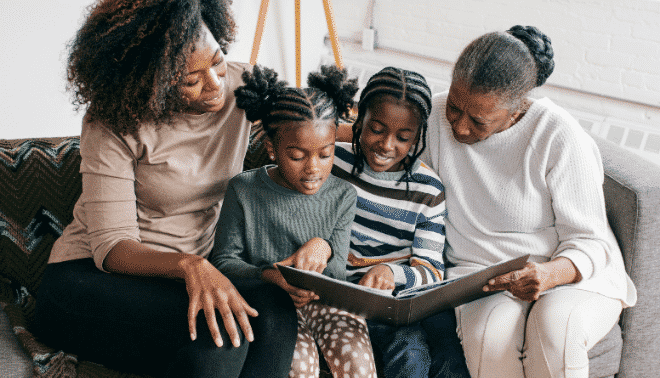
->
<box><xmin>34</xmin><ymin>259</ymin><xmax>297</xmax><ymax>378</ymax></box>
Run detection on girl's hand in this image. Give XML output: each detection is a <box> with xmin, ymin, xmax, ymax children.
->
<box><xmin>179</xmin><ymin>257</ymin><xmax>259</xmax><ymax>348</ymax></box>
<box><xmin>262</xmin><ymin>267</ymin><xmax>318</xmax><ymax>307</ymax></box>
<box><xmin>484</xmin><ymin>258</ymin><xmax>581</xmax><ymax>302</ymax></box>
<box><xmin>358</xmin><ymin>264</ymin><xmax>395</xmax><ymax>291</ymax></box>
<box><xmin>277</xmin><ymin>237</ymin><xmax>332</xmax><ymax>274</ymax></box>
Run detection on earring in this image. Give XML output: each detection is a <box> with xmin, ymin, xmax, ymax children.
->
<box><xmin>270</xmin><ymin>155</ymin><xmax>275</xmax><ymax>160</ymax></box>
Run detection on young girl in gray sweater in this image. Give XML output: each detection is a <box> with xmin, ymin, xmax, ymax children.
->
<box><xmin>209</xmin><ymin>65</ymin><xmax>377</xmax><ymax>378</ymax></box>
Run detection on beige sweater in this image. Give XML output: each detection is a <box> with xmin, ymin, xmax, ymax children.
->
<box><xmin>49</xmin><ymin>62</ymin><xmax>252</xmax><ymax>271</ymax></box>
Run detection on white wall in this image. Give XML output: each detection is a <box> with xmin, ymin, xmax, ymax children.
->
<box><xmin>0</xmin><ymin>0</ymin><xmax>329</xmax><ymax>140</ymax></box>
<box><xmin>333</xmin><ymin>0</ymin><xmax>660</xmax><ymax>108</ymax></box>
<box><xmin>4</xmin><ymin>0</ymin><xmax>658</xmax><ymax>146</ymax></box>
<box><xmin>328</xmin><ymin>0</ymin><xmax>660</xmax><ymax>165</ymax></box>
<box><xmin>0</xmin><ymin>0</ymin><xmax>91</xmax><ymax>139</ymax></box>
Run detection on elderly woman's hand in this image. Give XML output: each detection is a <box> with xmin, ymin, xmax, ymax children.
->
<box><xmin>179</xmin><ymin>257</ymin><xmax>259</xmax><ymax>348</ymax></box>
<box><xmin>483</xmin><ymin>257</ymin><xmax>581</xmax><ymax>302</ymax></box>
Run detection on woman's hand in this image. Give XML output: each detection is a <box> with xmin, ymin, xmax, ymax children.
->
<box><xmin>484</xmin><ymin>257</ymin><xmax>582</xmax><ymax>302</ymax></box>
<box><xmin>261</xmin><ymin>267</ymin><xmax>318</xmax><ymax>308</ymax></box>
<box><xmin>358</xmin><ymin>264</ymin><xmax>395</xmax><ymax>291</ymax></box>
<box><xmin>277</xmin><ymin>237</ymin><xmax>332</xmax><ymax>274</ymax></box>
<box><xmin>179</xmin><ymin>257</ymin><xmax>259</xmax><ymax>348</ymax></box>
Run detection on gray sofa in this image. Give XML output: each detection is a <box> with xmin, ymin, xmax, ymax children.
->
<box><xmin>1</xmin><ymin>130</ymin><xmax>659</xmax><ymax>378</ymax></box>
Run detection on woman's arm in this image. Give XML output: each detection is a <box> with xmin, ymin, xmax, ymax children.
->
<box><xmin>484</xmin><ymin>257</ymin><xmax>581</xmax><ymax>302</ymax></box>
<box><xmin>336</xmin><ymin>122</ymin><xmax>353</xmax><ymax>143</ymax></box>
<box><xmin>104</xmin><ymin>240</ymin><xmax>257</xmax><ymax>348</ymax></box>
<box><xmin>487</xmin><ymin>122</ymin><xmax>610</xmax><ymax>301</ymax></box>
<box><xmin>82</xmin><ymin>124</ymin><xmax>256</xmax><ymax>348</ymax></box>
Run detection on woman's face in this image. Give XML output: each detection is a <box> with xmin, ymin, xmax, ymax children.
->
<box><xmin>358</xmin><ymin>98</ymin><xmax>420</xmax><ymax>172</ymax></box>
<box><xmin>266</xmin><ymin>120</ymin><xmax>336</xmax><ymax>195</ymax></box>
<box><xmin>445</xmin><ymin>81</ymin><xmax>520</xmax><ymax>144</ymax></box>
<box><xmin>179</xmin><ymin>23</ymin><xmax>228</xmax><ymax>114</ymax></box>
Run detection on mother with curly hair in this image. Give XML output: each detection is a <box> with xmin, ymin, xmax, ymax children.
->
<box><xmin>33</xmin><ymin>1</ymin><xmax>298</xmax><ymax>377</ymax></box>
<box><xmin>420</xmin><ymin>26</ymin><xmax>637</xmax><ymax>378</ymax></box>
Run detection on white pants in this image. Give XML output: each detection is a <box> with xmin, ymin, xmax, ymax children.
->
<box><xmin>455</xmin><ymin>289</ymin><xmax>622</xmax><ymax>378</ymax></box>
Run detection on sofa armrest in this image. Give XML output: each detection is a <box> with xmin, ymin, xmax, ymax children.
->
<box><xmin>591</xmin><ymin>134</ymin><xmax>660</xmax><ymax>378</ymax></box>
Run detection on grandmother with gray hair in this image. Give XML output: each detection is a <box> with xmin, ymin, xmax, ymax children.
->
<box><xmin>420</xmin><ymin>26</ymin><xmax>637</xmax><ymax>378</ymax></box>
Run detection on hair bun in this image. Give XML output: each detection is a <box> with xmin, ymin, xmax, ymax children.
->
<box><xmin>235</xmin><ymin>65</ymin><xmax>287</xmax><ymax>122</ymax></box>
<box><xmin>507</xmin><ymin>25</ymin><xmax>555</xmax><ymax>86</ymax></box>
<box><xmin>307</xmin><ymin>65</ymin><xmax>359</xmax><ymax>120</ymax></box>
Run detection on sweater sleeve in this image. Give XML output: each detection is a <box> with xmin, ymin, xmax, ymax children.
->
<box><xmin>546</xmin><ymin>126</ymin><xmax>614</xmax><ymax>281</ymax></box>
<box><xmin>208</xmin><ymin>179</ymin><xmax>263</xmax><ymax>279</ymax></box>
<box><xmin>385</xmin><ymin>190</ymin><xmax>447</xmax><ymax>289</ymax></box>
<box><xmin>323</xmin><ymin>186</ymin><xmax>357</xmax><ymax>281</ymax></box>
<box><xmin>79</xmin><ymin>123</ymin><xmax>141</xmax><ymax>271</ymax></box>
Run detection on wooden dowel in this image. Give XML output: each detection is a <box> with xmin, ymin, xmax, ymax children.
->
<box><xmin>250</xmin><ymin>0</ymin><xmax>270</xmax><ymax>65</ymax></box>
<box><xmin>322</xmin><ymin>0</ymin><xmax>344</xmax><ymax>69</ymax></box>
<box><xmin>295</xmin><ymin>0</ymin><xmax>302</xmax><ymax>87</ymax></box>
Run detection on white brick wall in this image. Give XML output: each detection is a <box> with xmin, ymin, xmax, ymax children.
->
<box><xmin>326</xmin><ymin>0</ymin><xmax>660</xmax><ymax>165</ymax></box>
<box><xmin>332</xmin><ymin>0</ymin><xmax>660</xmax><ymax>107</ymax></box>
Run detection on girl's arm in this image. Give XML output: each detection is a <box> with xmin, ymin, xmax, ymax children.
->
<box><xmin>208</xmin><ymin>183</ymin><xmax>264</xmax><ymax>279</ymax></box>
<box><xmin>319</xmin><ymin>185</ymin><xmax>358</xmax><ymax>280</ymax></box>
<box><xmin>385</xmin><ymin>186</ymin><xmax>447</xmax><ymax>290</ymax></box>
<box><xmin>104</xmin><ymin>241</ymin><xmax>257</xmax><ymax>348</ymax></box>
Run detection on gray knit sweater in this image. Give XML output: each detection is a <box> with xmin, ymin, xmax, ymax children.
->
<box><xmin>209</xmin><ymin>165</ymin><xmax>357</xmax><ymax>280</ymax></box>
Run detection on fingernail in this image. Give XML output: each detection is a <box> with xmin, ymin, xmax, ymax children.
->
<box><xmin>488</xmin><ymin>279</ymin><xmax>494</xmax><ymax>285</ymax></box>
<box><xmin>215</xmin><ymin>337</ymin><xmax>223</xmax><ymax>347</ymax></box>
<box><xmin>483</xmin><ymin>286</ymin><xmax>489</xmax><ymax>292</ymax></box>
<box><xmin>233</xmin><ymin>337</ymin><xmax>241</xmax><ymax>347</ymax></box>
<box><xmin>248</xmin><ymin>332</ymin><xmax>254</xmax><ymax>342</ymax></box>
<box><xmin>191</xmin><ymin>333</ymin><xmax>196</xmax><ymax>341</ymax></box>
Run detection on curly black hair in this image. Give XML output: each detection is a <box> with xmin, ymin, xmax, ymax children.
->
<box><xmin>351</xmin><ymin>66</ymin><xmax>432</xmax><ymax>190</ymax></box>
<box><xmin>234</xmin><ymin>64</ymin><xmax>359</xmax><ymax>141</ymax></box>
<box><xmin>67</xmin><ymin>0</ymin><xmax>237</xmax><ymax>137</ymax></box>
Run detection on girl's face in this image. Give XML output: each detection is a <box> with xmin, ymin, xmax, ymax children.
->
<box><xmin>445</xmin><ymin>81</ymin><xmax>521</xmax><ymax>144</ymax></box>
<box><xmin>358</xmin><ymin>98</ymin><xmax>420</xmax><ymax>173</ymax></box>
<box><xmin>266</xmin><ymin>120</ymin><xmax>336</xmax><ymax>195</ymax></box>
<box><xmin>179</xmin><ymin>23</ymin><xmax>229</xmax><ymax>114</ymax></box>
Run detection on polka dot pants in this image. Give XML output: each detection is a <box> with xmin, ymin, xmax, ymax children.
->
<box><xmin>289</xmin><ymin>302</ymin><xmax>377</xmax><ymax>378</ymax></box>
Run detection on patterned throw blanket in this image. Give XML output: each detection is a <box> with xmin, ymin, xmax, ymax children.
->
<box><xmin>0</xmin><ymin>137</ymin><xmax>147</xmax><ymax>377</ymax></box>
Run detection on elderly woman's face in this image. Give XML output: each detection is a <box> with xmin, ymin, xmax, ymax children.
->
<box><xmin>179</xmin><ymin>23</ymin><xmax>228</xmax><ymax>114</ymax></box>
<box><xmin>445</xmin><ymin>81</ymin><xmax>521</xmax><ymax>144</ymax></box>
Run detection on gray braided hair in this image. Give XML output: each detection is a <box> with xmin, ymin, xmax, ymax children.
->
<box><xmin>451</xmin><ymin>25</ymin><xmax>555</xmax><ymax>110</ymax></box>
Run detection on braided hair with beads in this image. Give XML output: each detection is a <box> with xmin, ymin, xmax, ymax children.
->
<box><xmin>234</xmin><ymin>65</ymin><xmax>358</xmax><ymax>141</ymax></box>
<box><xmin>350</xmin><ymin>66</ymin><xmax>433</xmax><ymax>189</ymax></box>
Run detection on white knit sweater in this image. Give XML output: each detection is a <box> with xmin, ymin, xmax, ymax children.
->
<box><xmin>420</xmin><ymin>92</ymin><xmax>636</xmax><ymax>307</ymax></box>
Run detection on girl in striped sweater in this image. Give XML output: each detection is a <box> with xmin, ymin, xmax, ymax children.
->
<box><xmin>332</xmin><ymin>67</ymin><xmax>469</xmax><ymax>378</ymax></box>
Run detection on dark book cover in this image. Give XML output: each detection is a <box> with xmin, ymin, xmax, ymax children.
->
<box><xmin>278</xmin><ymin>254</ymin><xmax>530</xmax><ymax>326</ymax></box>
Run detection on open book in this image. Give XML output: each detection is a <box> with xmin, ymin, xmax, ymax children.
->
<box><xmin>277</xmin><ymin>254</ymin><xmax>530</xmax><ymax>326</ymax></box>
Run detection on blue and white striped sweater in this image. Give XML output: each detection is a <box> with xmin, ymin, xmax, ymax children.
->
<box><xmin>333</xmin><ymin>142</ymin><xmax>447</xmax><ymax>290</ymax></box>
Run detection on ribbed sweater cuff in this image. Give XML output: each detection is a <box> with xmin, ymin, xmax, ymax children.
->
<box><xmin>556</xmin><ymin>249</ymin><xmax>594</xmax><ymax>281</ymax></box>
